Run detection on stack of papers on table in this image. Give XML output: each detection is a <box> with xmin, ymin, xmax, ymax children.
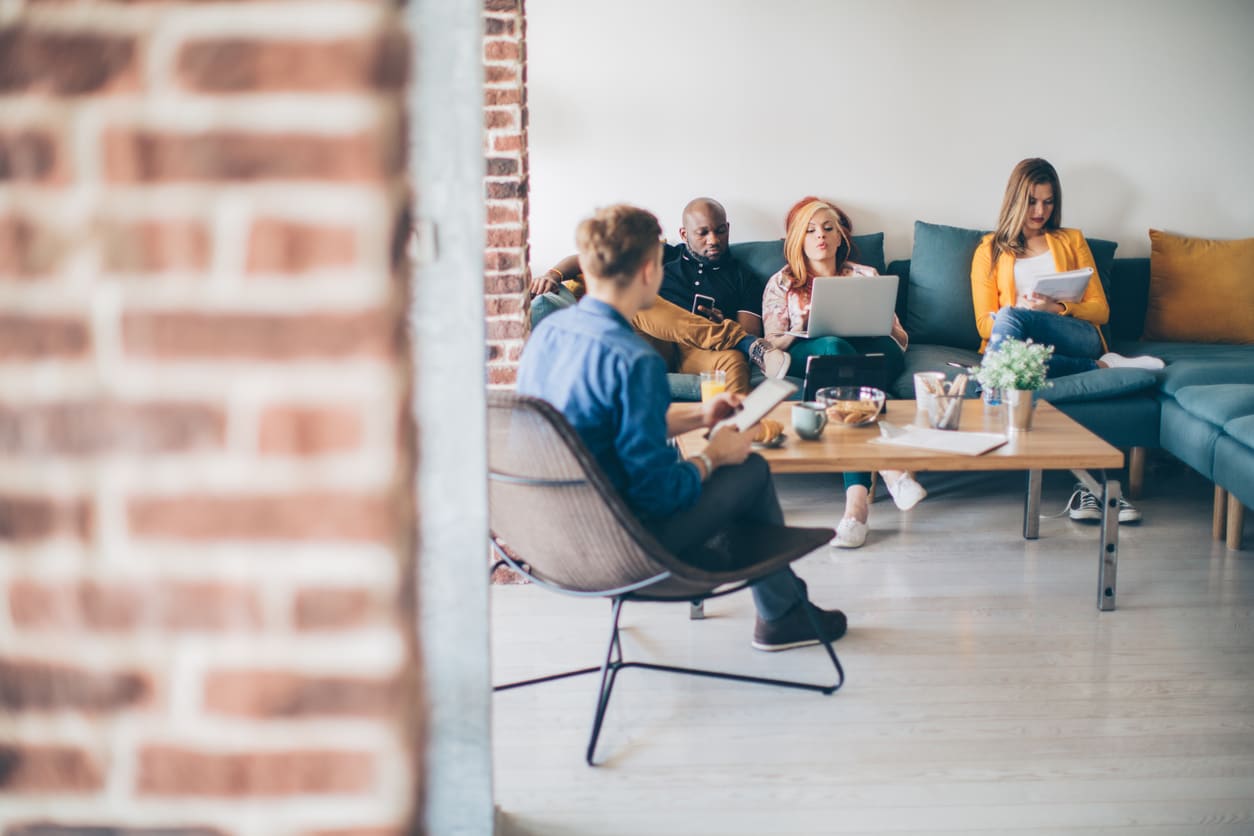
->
<box><xmin>871</xmin><ymin>426</ymin><xmax>1008</xmax><ymax>456</ymax></box>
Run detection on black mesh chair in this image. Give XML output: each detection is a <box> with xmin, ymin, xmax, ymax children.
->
<box><xmin>488</xmin><ymin>392</ymin><xmax>844</xmax><ymax>765</ymax></box>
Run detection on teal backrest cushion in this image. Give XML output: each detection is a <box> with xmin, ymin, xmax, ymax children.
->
<box><xmin>730</xmin><ymin>233</ymin><xmax>886</xmax><ymax>291</ymax></box>
<box><xmin>906</xmin><ymin>221</ymin><xmax>986</xmax><ymax>350</ymax></box>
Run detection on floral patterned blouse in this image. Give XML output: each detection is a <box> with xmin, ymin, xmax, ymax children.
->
<box><xmin>762</xmin><ymin>261</ymin><xmax>906</xmax><ymax>350</ymax></box>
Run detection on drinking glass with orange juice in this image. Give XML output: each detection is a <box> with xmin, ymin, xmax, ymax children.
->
<box><xmin>699</xmin><ymin>370</ymin><xmax>727</xmax><ymax>402</ymax></box>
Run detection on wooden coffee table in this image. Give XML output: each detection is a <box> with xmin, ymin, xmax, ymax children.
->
<box><xmin>678</xmin><ymin>399</ymin><xmax>1127</xmax><ymax>611</ymax></box>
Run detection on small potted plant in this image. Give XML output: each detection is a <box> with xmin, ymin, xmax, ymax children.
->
<box><xmin>974</xmin><ymin>338</ymin><xmax>1053</xmax><ymax>431</ymax></box>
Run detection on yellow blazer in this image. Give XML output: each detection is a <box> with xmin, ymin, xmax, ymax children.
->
<box><xmin>970</xmin><ymin>227</ymin><xmax>1110</xmax><ymax>352</ymax></box>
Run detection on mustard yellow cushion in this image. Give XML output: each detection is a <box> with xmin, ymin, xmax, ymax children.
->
<box><xmin>1145</xmin><ymin>229</ymin><xmax>1254</xmax><ymax>344</ymax></box>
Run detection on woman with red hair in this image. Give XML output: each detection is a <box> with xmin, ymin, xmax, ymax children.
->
<box><xmin>762</xmin><ymin>197</ymin><xmax>923</xmax><ymax>549</ymax></box>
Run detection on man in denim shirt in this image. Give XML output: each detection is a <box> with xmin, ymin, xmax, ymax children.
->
<box><xmin>517</xmin><ymin>204</ymin><xmax>845</xmax><ymax>651</ymax></box>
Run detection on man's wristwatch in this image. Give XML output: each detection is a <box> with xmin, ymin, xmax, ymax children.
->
<box><xmin>692</xmin><ymin>451</ymin><xmax>714</xmax><ymax>478</ymax></box>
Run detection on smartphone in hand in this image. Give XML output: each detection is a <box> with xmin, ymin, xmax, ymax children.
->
<box><xmin>691</xmin><ymin>293</ymin><xmax>715</xmax><ymax>317</ymax></box>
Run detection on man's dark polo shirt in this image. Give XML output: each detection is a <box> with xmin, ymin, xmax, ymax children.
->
<box><xmin>659</xmin><ymin>244</ymin><xmax>763</xmax><ymax>321</ymax></box>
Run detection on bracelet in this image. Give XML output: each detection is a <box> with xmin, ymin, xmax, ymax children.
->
<box><xmin>692</xmin><ymin>451</ymin><xmax>714</xmax><ymax>478</ymax></box>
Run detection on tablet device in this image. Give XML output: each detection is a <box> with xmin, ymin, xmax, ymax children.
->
<box><xmin>803</xmin><ymin>353</ymin><xmax>888</xmax><ymax>402</ymax></box>
<box><xmin>1017</xmin><ymin>267</ymin><xmax>1092</xmax><ymax>302</ymax></box>
<box><xmin>710</xmin><ymin>378</ymin><xmax>797</xmax><ymax>435</ymax></box>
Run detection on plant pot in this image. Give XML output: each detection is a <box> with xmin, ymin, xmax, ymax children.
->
<box><xmin>1006</xmin><ymin>388</ymin><xmax>1036</xmax><ymax>432</ymax></box>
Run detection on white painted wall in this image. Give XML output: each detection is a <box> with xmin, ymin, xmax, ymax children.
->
<box><xmin>527</xmin><ymin>0</ymin><xmax>1254</xmax><ymax>270</ymax></box>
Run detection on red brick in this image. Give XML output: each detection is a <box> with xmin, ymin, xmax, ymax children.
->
<box><xmin>0</xmin><ymin>657</ymin><xmax>151</xmax><ymax>711</ymax></box>
<box><xmin>485</xmin><ymin>227</ymin><xmax>524</xmax><ymax>248</ymax></box>
<box><xmin>136</xmin><ymin>746</ymin><xmax>374</xmax><ymax>796</ymax></box>
<box><xmin>103</xmin><ymin>130</ymin><xmax>397</xmax><ymax>183</ymax></box>
<box><xmin>492</xmin><ymin>133</ymin><xmax>524</xmax><ymax>153</ymax></box>
<box><xmin>0</xmin><ymin>28</ymin><xmax>139</xmax><ymax>95</ymax></box>
<box><xmin>484</xmin><ymin>251</ymin><xmax>520</xmax><ymax>272</ymax></box>
<box><xmin>483</xmin><ymin>65</ymin><xmax>518</xmax><ymax>85</ymax></box>
<box><xmin>484</xmin><ymin>273</ymin><xmax>525</xmax><ymax>294</ymax></box>
<box><xmin>0</xmin><ymin>401</ymin><xmax>226</xmax><ymax>456</ymax></box>
<box><xmin>484</xmin><ymin>179</ymin><xmax>525</xmax><ymax>200</ymax></box>
<box><xmin>485</xmin><ymin>365</ymin><xmax>517</xmax><ymax>386</ymax></box>
<box><xmin>0</xmin><ymin>216</ymin><xmax>64</xmax><ymax>277</ymax></box>
<box><xmin>483</xmin><ymin>16</ymin><xmax>516</xmax><ymax>36</ymax></box>
<box><xmin>486</xmin><ymin>204</ymin><xmax>521</xmax><ymax>225</ymax></box>
<box><xmin>258</xmin><ymin>405</ymin><xmax>362</xmax><ymax>455</ymax></box>
<box><xmin>122</xmin><ymin>311</ymin><xmax>396</xmax><ymax>360</ymax></box>
<box><xmin>101</xmin><ymin>219</ymin><xmax>210</xmax><ymax>273</ymax></box>
<box><xmin>128</xmin><ymin>492</ymin><xmax>393</xmax><ymax>542</ymax></box>
<box><xmin>484</xmin><ymin>87</ymin><xmax>521</xmax><ymax>106</ymax></box>
<box><xmin>483</xmin><ymin>109</ymin><xmax>516</xmax><ymax>131</ymax></box>
<box><xmin>293</xmin><ymin>587</ymin><xmax>379</xmax><ymax>630</ymax></box>
<box><xmin>0</xmin><ymin>315</ymin><xmax>89</xmax><ymax>360</ymax></box>
<box><xmin>485</xmin><ymin>319</ymin><xmax>524</xmax><ymax>341</ymax></box>
<box><xmin>484</xmin><ymin>295</ymin><xmax>523</xmax><ymax>317</ymax></box>
<box><xmin>0</xmin><ymin>130</ymin><xmax>64</xmax><ymax>183</ymax></box>
<box><xmin>483</xmin><ymin>40</ymin><xmax>520</xmax><ymax>62</ymax></box>
<box><xmin>0</xmin><ymin>744</ymin><xmax>103</xmax><ymax>793</ymax></box>
<box><xmin>177</xmin><ymin>35</ymin><xmax>408</xmax><ymax>93</ymax></box>
<box><xmin>9</xmin><ymin>580</ymin><xmax>263</xmax><ymax>632</ymax></box>
<box><xmin>203</xmin><ymin>671</ymin><xmax>397</xmax><ymax>718</ymax></box>
<box><xmin>0</xmin><ymin>495</ymin><xmax>91</xmax><ymax>542</ymax></box>
<box><xmin>246</xmin><ymin>219</ymin><xmax>356</xmax><ymax>273</ymax></box>
<box><xmin>485</xmin><ymin>157</ymin><xmax>519</xmax><ymax>177</ymax></box>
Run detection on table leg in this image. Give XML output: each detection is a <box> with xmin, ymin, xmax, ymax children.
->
<box><xmin>1023</xmin><ymin>469</ymin><xmax>1042</xmax><ymax>539</ymax></box>
<box><xmin>1098</xmin><ymin>479</ymin><xmax>1121</xmax><ymax>611</ymax></box>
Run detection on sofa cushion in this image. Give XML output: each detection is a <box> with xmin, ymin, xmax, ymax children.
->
<box><xmin>1144</xmin><ymin>229</ymin><xmax>1254</xmax><ymax>344</ymax></box>
<box><xmin>1039</xmin><ymin>367</ymin><xmax>1157</xmax><ymax>404</ymax></box>
<box><xmin>1172</xmin><ymin>384</ymin><xmax>1254</xmax><ymax>426</ymax></box>
<box><xmin>894</xmin><ymin>342</ymin><xmax>982</xmax><ymax>399</ymax></box>
<box><xmin>1223</xmin><ymin>414</ymin><xmax>1254</xmax><ymax>448</ymax></box>
<box><xmin>905</xmin><ymin>221</ymin><xmax>986</xmax><ymax>351</ymax></box>
<box><xmin>730</xmin><ymin>233</ymin><xmax>886</xmax><ymax>290</ymax></box>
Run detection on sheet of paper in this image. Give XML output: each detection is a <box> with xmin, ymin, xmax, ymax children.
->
<box><xmin>711</xmin><ymin>378</ymin><xmax>797</xmax><ymax>434</ymax></box>
<box><xmin>870</xmin><ymin>427</ymin><xmax>1008</xmax><ymax>456</ymax></box>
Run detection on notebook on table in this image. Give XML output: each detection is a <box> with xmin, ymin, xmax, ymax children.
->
<box><xmin>786</xmin><ymin>275</ymin><xmax>900</xmax><ymax>339</ymax></box>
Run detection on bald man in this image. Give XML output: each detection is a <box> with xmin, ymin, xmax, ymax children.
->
<box><xmin>531</xmin><ymin>198</ymin><xmax>787</xmax><ymax>393</ymax></box>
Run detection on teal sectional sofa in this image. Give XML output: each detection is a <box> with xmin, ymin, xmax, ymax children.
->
<box><xmin>528</xmin><ymin>225</ymin><xmax>1253</xmax><ymax>546</ymax></box>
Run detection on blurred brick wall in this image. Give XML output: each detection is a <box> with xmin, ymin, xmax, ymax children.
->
<box><xmin>483</xmin><ymin>0</ymin><xmax>528</xmax><ymax>388</ymax></box>
<box><xmin>0</xmin><ymin>1</ymin><xmax>422</xmax><ymax>834</ymax></box>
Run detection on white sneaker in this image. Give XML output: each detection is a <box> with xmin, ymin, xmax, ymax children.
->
<box><xmin>884</xmin><ymin>473</ymin><xmax>927</xmax><ymax>511</ymax></box>
<box><xmin>1099</xmin><ymin>352</ymin><xmax>1164</xmax><ymax>371</ymax></box>
<box><xmin>831</xmin><ymin>516</ymin><xmax>868</xmax><ymax>549</ymax></box>
<box><xmin>749</xmin><ymin>339</ymin><xmax>791</xmax><ymax>379</ymax></box>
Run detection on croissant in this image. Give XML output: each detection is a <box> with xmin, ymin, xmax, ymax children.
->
<box><xmin>753</xmin><ymin>418</ymin><xmax>783</xmax><ymax>444</ymax></box>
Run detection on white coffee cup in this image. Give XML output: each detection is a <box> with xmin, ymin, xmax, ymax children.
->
<box><xmin>914</xmin><ymin>372</ymin><xmax>946</xmax><ymax>414</ymax></box>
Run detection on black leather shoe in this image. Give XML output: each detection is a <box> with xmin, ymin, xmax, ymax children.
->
<box><xmin>752</xmin><ymin>602</ymin><xmax>847</xmax><ymax>652</ymax></box>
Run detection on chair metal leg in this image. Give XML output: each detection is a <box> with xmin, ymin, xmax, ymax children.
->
<box><xmin>585</xmin><ymin>597</ymin><xmax>626</xmax><ymax>765</ymax></box>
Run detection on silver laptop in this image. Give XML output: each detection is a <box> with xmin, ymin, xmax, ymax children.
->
<box><xmin>787</xmin><ymin>275</ymin><xmax>900</xmax><ymax>339</ymax></box>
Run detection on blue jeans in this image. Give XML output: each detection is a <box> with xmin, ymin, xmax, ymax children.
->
<box><xmin>786</xmin><ymin>335</ymin><xmax>904</xmax><ymax>490</ymax></box>
<box><xmin>987</xmin><ymin>306</ymin><xmax>1102</xmax><ymax>378</ymax></box>
<box><xmin>646</xmin><ymin>453</ymin><xmax>806</xmax><ymax>621</ymax></box>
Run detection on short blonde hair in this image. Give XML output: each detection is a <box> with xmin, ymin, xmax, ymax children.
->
<box><xmin>575</xmin><ymin>205</ymin><xmax>663</xmax><ymax>289</ymax></box>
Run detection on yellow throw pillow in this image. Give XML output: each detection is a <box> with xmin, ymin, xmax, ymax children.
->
<box><xmin>1145</xmin><ymin>229</ymin><xmax>1254</xmax><ymax>344</ymax></box>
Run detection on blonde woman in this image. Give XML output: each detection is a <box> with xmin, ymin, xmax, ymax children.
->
<box><xmin>972</xmin><ymin>157</ymin><xmax>1163</xmax><ymax>375</ymax></box>
<box><xmin>763</xmin><ymin>197</ymin><xmax>925</xmax><ymax>549</ymax></box>
<box><xmin>972</xmin><ymin>158</ymin><xmax>1161</xmax><ymax>523</ymax></box>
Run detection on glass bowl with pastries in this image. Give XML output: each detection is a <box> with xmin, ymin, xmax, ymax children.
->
<box><xmin>750</xmin><ymin>417</ymin><xmax>786</xmax><ymax>448</ymax></box>
<box><xmin>815</xmin><ymin>386</ymin><xmax>886</xmax><ymax>428</ymax></box>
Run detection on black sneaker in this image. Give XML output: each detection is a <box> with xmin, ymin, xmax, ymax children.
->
<box><xmin>1067</xmin><ymin>484</ymin><xmax>1142</xmax><ymax>523</ymax></box>
<box><xmin>752</xmin><ymin>602</ymin><xmax>847</xmax><ymax>652</ymax></box>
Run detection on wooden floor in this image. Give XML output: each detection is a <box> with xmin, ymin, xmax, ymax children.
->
<box><xmin>492</xmin><ymin>458</ymin><xmax>1254</xmax><ymax>835</ymax></box>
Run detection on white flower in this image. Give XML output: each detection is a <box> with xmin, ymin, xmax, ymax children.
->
<box><xmin>976</xmin><ymin>338</ymin><xmax>1053</xmax><ymax>391</ymax></box>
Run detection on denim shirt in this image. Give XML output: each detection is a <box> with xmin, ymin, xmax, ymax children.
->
<box><xmin>516</xmin><ymin>297</ymin><xmax>701</xmax><ymax>519</ymax></box>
